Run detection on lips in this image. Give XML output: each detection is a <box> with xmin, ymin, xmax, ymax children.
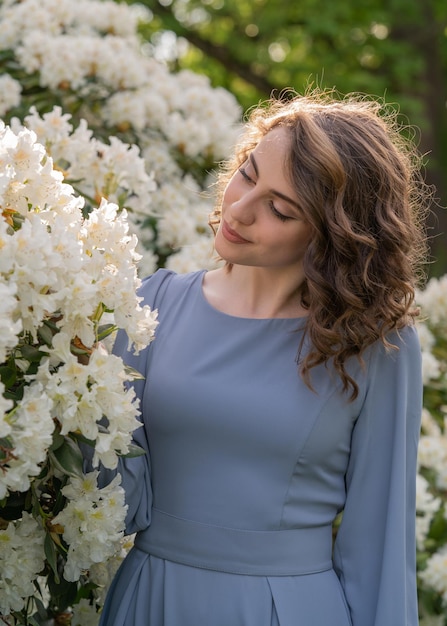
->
<box><xmin>221</xmin><ymin>221</ymin><xmax>250</xmax><ymax>244</ymax></box>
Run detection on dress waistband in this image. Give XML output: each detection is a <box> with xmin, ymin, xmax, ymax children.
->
<box><xmin>134</xmin><ymin>508</ymin><xmax>333</xmax><ymax>576</ymax></box>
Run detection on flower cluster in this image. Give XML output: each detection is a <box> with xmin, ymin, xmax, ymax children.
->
<box><xmin>0</xmin><ymin>75</ymin><xmax>21</xmax><ymax>119</ymax></box>
<box><xmin>415</xmin><ymin>276</ymin><xmax>447</xmax><ymax>624</ymax></box>
<box><xmin>0</xmin><ymin>514</ymin><xmax>46</xmax><ymax>616</ymax></box>
<box><xmin>0</xmin><ymin>120</ymin><xmax>157</xmax><ymax>621</ymax></box>
<box><xmin>11</xmin><ymin>106</ymin><xmax>156</xmax><ymax>218</ymax></box>
<box><xmin>52</xmin><ymin>472</ymin><xmax>127</xmax><ymax>582</ymax></box>
<box><xmin>0</xmin><ymin>0</ymin><xmax>242</xmax><ymax>276</ymax></box>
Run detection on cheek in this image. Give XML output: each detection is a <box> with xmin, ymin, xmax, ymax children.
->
<box><xmin>223</xmin><ymin>168</ymin><xmax>250</xmax><ymax>205</ymax></box>
<box><xmin>283</xmin><ymin>226</ymin><xmax>312</xmax><ymax>256</ymax></box>
<box><xmin>295</xmin><ymin>221</ymin><xmax>312</xmax><ymax>244</ymax></box>
<box><xmin>222</xmin><ymin>174</ymin><xmax>239</xmax><ymax>201</ymax></box>
<box><xmin>300</xmin><ymin>226</ymin><xmax>313</xmax><ymax>246</ymax></box>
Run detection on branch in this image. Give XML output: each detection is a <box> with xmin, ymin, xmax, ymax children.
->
<box><xmin>145</xmin><ymin>0</ymin><xmax>277</xmax><ymax>96</ymax></box>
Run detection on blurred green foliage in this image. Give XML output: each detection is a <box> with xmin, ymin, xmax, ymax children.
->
<box><xmin>131</xmin><ymin>0</ymin><xmax>447</xmax><ymax>275</ymax></box>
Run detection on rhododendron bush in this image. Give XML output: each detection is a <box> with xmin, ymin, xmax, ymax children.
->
<box><xmin>0</xmin><ymin>0</ymin><xmax>446</xmax><ymax>624</ymax></box>
<box><xmin>0</xmin><ymin>0</ymin><xmax>242</xmax><ymax>276</ymax></box>
<box><xmin>0</xmin><ymin>0</ymin><xmax>241</xmax><ymax>622</ymax></box>
<box><xmin>416</xmin><ymin>279</ymin><xmax>447</xmax><ymax>625</ymax></box>
<box><xmin>0</xmin><ymin>121</ymin><xmax>158</xmax><ymax>623</ymax></box>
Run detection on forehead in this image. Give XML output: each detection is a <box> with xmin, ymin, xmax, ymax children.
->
<box><xmin>254</xmin><ymin>126</ymin><xmax>291</xmax><ymax>155</ymax></box>
<box><xmin>250</xmin><ymin>126</ymin><xmax>293</xmax><ymax>186</ymax></box>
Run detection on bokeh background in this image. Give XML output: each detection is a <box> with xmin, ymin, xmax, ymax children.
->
<box><xmin>139</xmin><ymin>0</ymin><xmax>447</xmax><ymax>276</ymax></box>
<box><xmin>0</xmin><ymin>1</ymin><xmax>446</xmax><ymax>625</ymax></box>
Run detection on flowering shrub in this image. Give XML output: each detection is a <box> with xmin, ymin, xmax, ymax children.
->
<box><xmin>416</xmin><ymin>277</ymin><xmax>447</xmax><ymax>625</ymax></box>
<box><xmin>0</xmin><ymin>0</ymin><xmax>242</xmax><ymax>277</ymax></box>
<box><xmin>0</xmin><ymin>1</ymin><xmax>240</xmax><ymax>623</ymax></box>
<box><xmin>0</xmin><ymin>121</ymin><xmax>158</xmax><ymax>623</ymax></box>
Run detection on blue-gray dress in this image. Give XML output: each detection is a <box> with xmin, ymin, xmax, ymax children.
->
<box><xmin>99</xmin><ymin>269</ymin><xmax>422</xmax><ymax>626</ymax></box>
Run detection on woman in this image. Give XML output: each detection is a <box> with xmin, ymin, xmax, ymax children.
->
<box><xmin>99</xmin><ymin>90</ymin><xmax>429</xmax><ymax>625</ymax></box>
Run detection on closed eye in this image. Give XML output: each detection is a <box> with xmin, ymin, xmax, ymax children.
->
<box><xmin>269</xmin><ymin>202</ymin><xmax>291</xmax><ymax>222</ymax></box>
<box><xmin>239</xmin><ymin>167</ymin><xmax>292</xmax><ymax>222</ymax></box>
<box><xmin>238</xmin><ymin>167</ymin><xmax>253</xmax><ymax>183</ymax></box>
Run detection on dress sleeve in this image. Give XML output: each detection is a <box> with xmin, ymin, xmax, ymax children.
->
<box><xmin>333</xmin><ymin>325</ymin><xmax>422</xmax><ymax>626</ymax></box>
<box><xmin>108</xmin><ymin>269</ymin><xmax>174</xmax><ymax>535</ymax></box>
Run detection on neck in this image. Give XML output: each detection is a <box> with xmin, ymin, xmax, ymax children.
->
<box><xmin>204</xmin><ymin>265</ymin><xmax>308</xmax><ymax>319</ymax></box>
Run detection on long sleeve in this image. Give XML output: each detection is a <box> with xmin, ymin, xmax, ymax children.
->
<box><xmin>101</xmin><ymin>269</ymin><xmax>175</xmax><ymax>535</ymax></box>
<box><xmin>333</xmin><ymin>325</ymin><xmax>422</xmax><ymax>626</ymax></box>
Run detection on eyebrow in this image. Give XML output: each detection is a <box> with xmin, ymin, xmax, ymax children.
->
<box><xmin>249</xmin><ymin>153</ymin><xmax>302</xmax><ymax>211</ymax></box>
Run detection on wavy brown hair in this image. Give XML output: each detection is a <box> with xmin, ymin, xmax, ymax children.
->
<box><xmin>210</xmin><ymin>89</ymin><xmax>431</xmax><ymax>399</ymax></box>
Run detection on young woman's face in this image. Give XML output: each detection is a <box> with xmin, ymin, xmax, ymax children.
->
<box><xmin>214</xmin><ymin>126</ymin><xmax>312</xmax><ymax>274</ymax></box>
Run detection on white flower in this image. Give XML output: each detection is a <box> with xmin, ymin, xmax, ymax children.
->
<box><xmin>415</xmin><ymin>474</ymin><xmax>441</xmax><ymax>549</ymax></box>
<box><xmin>102</xmin><ymin>90</ymin><xmax>148</xmax><ymax>131</ymax></box>
<box><xmin>34</xmin><ymin>343</ymin><xmax>143</xmax><ymax>468</ymax></box>
<box><xmin>89</xmin><ymin>534</ymin><xmax>134</xmax><ymax>605</ymax></box>
<box><xmin>0</xmin><ymin>122</ymin><xmax>81</xmax><ymax>223</ymax></box>
<box><xmin>157</xmin><ymin>204</ymin><xmax>201</xmax><ymax>249</ymax></box>
<box><xmin>0</xmin><ymin>513</ymin><xmax>46</xmax><ymax>616</ymax></box>
<box><xmin>0</xmin><ymin>74</ymin><xmax>22</xmax><ymax>117</ymax></box>
<box><xmin>417</xmin><ymin>321</ymin><xmax>436</xmax><ymax>352</ymax></box>
<box><xmin>418</xmin><ymin>432</ymin><xmax>447</xmax><ymax>491</ymax></box>
<box><xmin>0</xmin><ymin>278</ymin><xmax>21</xmax><ymax>364</ymax></box>
<box><xmin>0</xmin><ymin>382</ymin><xmax>54</xmax><ymax>498</ymax></box>
<box><xmin>0</xmin><ymin>123</ymin><xmax>45</xmax><ymax>186</ymax></box>
<box><xmin>53</xmin><ymin>472</ymin><xmax>127</xmax><ymax>581</ymax></box>
<box><xmin>133</xmin><ymin>244</ymin><xmax>158</xmax><ymax>279</ymax></box>
<box><xmin>141</xmin><ymin>137</ymin><xmax>182</xmax><ymax>183</ymax></box>
<box><xmin>9</xmin><ymin>216</ymin><xmax>81</xmax><ymax>338</ymax></box>
<box><xmin>417</xmin><ymin>275</ymin><xmax>447</xmax><ymax>327</ymax></box>
<box><xmin>161</xmin><ymin>69</ymin><xmax>242</xmax><ymax>158</ymax></box>
<box><xmin>0</xmin><ymin>383</ymin><xmax>14</xmax><ymax>436</ymax></box>
<box><xmin>56</xmin><ymin>270</ymin><xmax>99</xmax><ymax>347</ymax></box>
<box><xmin>418</xmin><ymin>435</ymin><xmax>447</xmax><ymax>473</ymax></box>
<box><xmin>161</xmin><ymin>111</ymin><xmax>211</xmax><ymax>157</ymax></box>
<box><xmin>0</xmin><ymin>0</ymin><xmax>147</xmax><ymax>49</ymax></box>
<box><xmin>166</xmin><ymin>236</ymin><xmax>221</xmax><ymax>274</ymax></box>
<box><xmin>421</xmin><ymin>408</ymin><xmax>441</xmax><ymax>437</ymax></box>
<box><xmin>71</xmin><ymin>598</ymin><xmax>100</xmax><ymax>626</ymax></box>
<box><xmin>112</xmin><ymin>294</ymin><xmax>159</xmax><ymax>356</ymax></box>
<box><xmin>419</xmin><ymin>546</ymin><xmax>447</xmax><ymax>607</ymax></box>
<box><xmin>22</xmin><ymin>105</ymin><xmax>74</xmax><ymax>146</ymax></box>
<box><xmin>421</xmin><ymin>351</ymin><xmax>442</xmax><ymax>385</ymax></box>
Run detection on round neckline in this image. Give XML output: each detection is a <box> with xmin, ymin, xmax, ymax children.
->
<box><xmin>198</xmin><ymin>270</ymin><xmax>308</xmax><ymax>323</ymax></box>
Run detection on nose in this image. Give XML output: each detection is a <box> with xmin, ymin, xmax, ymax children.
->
<box><xmin>227</xmin><ymin>190</ymin><xmax>256</xmax><ymax>225</ymax></box>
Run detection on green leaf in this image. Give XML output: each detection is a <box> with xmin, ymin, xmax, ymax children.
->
<box><xmin>50</xmin><ymin>429</ymin><xmax>65</xmax><ymax>452</ymax></box>
<box><xmin>97</xmin><ymin>323</ymin><xmax>117</xmax><ymax>341</ymax></box>
<box><xmin>70</xmin><ymin>343</ymin><xmax>90</xmax><ymax>357</ymax></box>
<box><xmin>49</xmin><ymin>437</ymin><xmax>84</xmax><ymax>478</ymax></box>
<box><xmin>0</xmin><ymin>490</ymin><xmax>30</xmax><ymax>520</ymax></box>
<box><xmin>47</xmin><ymin>574</ymin><xmax>79</xmax><ymax>612</ymax></box>
<box><xmin>32</xmin><ymin>593</ymin><xmax>50</xmax><ymax>620</ymax></box>
<box><xmin>0</xmin><ymin>436</ymin><xmax>13</xmax><ymax>460</ymax></box>
<box><xmin>37</xmin><ymin>323</ymin><xmax>56</xmax><ymax>346</ymax></box>
<box><xmin>52</xmin><ymin>482</ymin><xmax>67</xmax><ymax>517</ymax></box>
<box><xmin>0</xmin><ymin>360</ymin><xmax>17</xmax><ymax>388</ymax></box>
<box><xmin>44</xmin><ymin>532</ymin><xmax>60</xmax><ymax>584</ymax></box>
<box><xmin>20</xmin><ymin>344</ymin><xmax>47</xmax><ymax>362</ymax></box>
<box><xmin>70</xmin><ymin>431</ymin><xmax>96</xmax><ymax>448</ymax></box>
<box><xmin>428</xmin><ymin>505</ymin><xmax>447</xmax><ymax>542</ymax></box>
<box><xmin>121</xmin><ymin>443</ymin><xmax>146</xmax><ymax>458</ymax></box>
<box><xmin>124</xmin><ymin>364</ymin><xmax>145</xmax><ymax>381</ymax></box>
